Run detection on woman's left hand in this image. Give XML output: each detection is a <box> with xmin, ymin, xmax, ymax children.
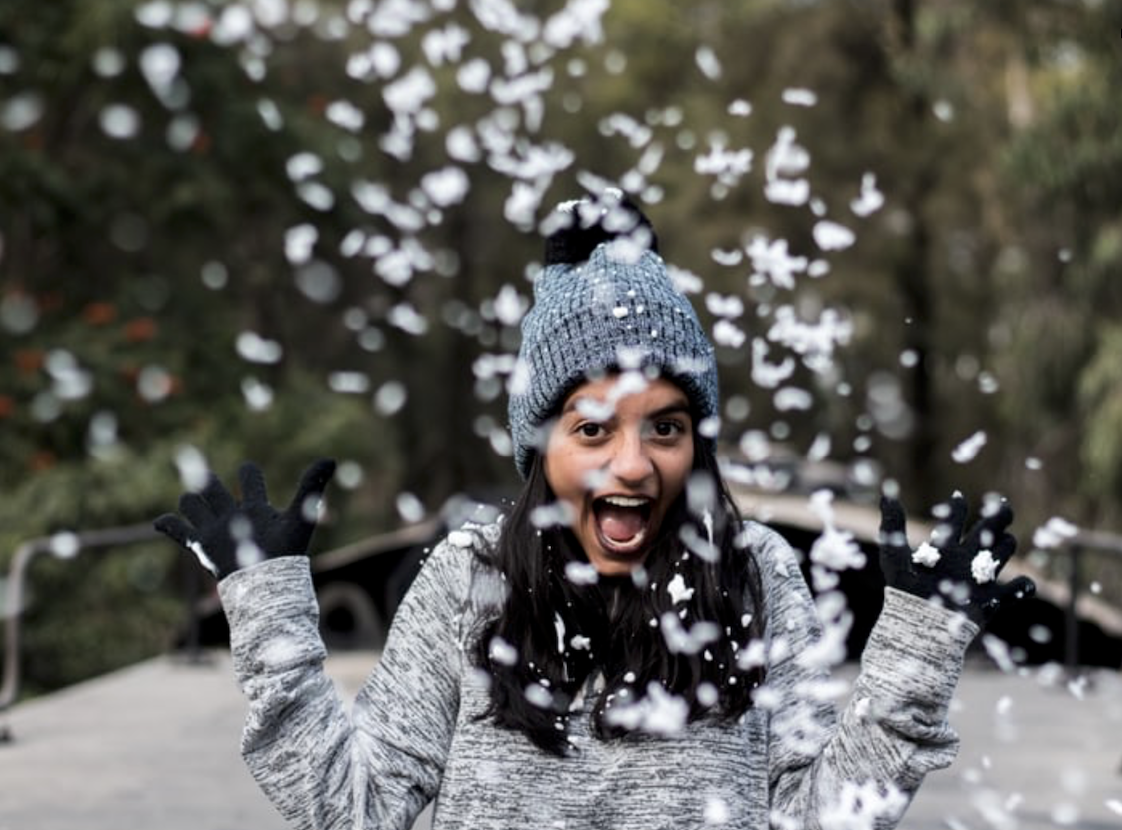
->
<box><xmin>878</xmin><ymin>491</ymin><xmax>1036</xmax><ymax>626</ymax></box>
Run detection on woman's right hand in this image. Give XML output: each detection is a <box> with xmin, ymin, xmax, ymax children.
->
<box><xmin>153</xmin><ymin>458</ymin><xmax>335</xmax><ymax>579</ymax></box>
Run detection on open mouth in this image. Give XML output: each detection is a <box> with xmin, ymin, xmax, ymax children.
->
<box><xmin>592</xmin><ymin>495</ymin><xmax>653</xmax><ymax>554</ymax></box>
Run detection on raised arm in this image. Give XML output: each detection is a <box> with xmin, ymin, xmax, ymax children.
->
<box><xmin>155</xmin><ymin>460</ymin><xmax>465</xmax><ymax>830</ymax></box>
<box><xmin>762</xmin><ymin>493</ymin><xmax>1035</xmax><ymax>828</ymax></box>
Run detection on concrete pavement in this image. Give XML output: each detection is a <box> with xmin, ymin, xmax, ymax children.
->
<box><xmin>0</xmin><ymin>650</ymin><xmax>1118</xmax><ymax>829</ymax></box>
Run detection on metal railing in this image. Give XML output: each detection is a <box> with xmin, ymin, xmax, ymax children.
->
<box><xmin>1</xmin><ymin>523</ymin><xmax>169</xmax><ymax>720</ymax></box>
<box><xmin>0</xmin><ymin>518</ymin><xmax>431</xmax><ymax>739</ymax></box>
<box><xmin>2</xmin><ymin>515</ymin><xmax>1120</xmax><ymax>735</ymax></box>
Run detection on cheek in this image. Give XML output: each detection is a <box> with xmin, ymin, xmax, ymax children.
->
<box><xmin>662</xmin><ymin>445</ymin><xmax>695</xmax><ymax>499</ymax></box>
<box><xmin>543</xmin><ymin>446</ymin><xmax>585</xmax><ymax>502</ymax></box>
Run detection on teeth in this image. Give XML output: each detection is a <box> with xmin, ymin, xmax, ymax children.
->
<box><xmin>602</xmin><ymin>495</ymin><xmax>648</xmax><ymax>508</ymax></box>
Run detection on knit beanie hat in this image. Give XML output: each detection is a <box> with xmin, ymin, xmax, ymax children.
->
<box><xmin>508</xmin><ymin>190</ymin><xmax>720</xmax><ymax>478</ymax></box>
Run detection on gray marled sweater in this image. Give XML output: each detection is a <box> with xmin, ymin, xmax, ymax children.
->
<box><xmin>218</xmin><ymin>521</ymin><xmax>977</xmax><ymax>830</ymax></box>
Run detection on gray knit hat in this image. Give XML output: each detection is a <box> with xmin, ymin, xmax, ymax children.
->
<box><xmin>508</xmin><ymin>191</ymin><xmax>719</xmax><ymax>478</ymax></box>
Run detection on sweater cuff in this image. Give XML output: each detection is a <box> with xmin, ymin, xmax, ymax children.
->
<box><xmin>217</xmin><ymin>556</ymin><xmax>326</xmax><ymax>682</ymax></box>
<box><xmin>860</xmin><ymin>587</ymin><xmax>978</xmax><ymax>707</ymax></box>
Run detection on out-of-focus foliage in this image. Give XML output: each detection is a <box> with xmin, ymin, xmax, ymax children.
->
<box><xmin>0</xmin><ymin>0</ymin><xmax>1118</xmax><ymax>694</ymax></box>
<box><xmin>997</xmin><ymin>1</ymin><xmax>1122</xmax><ymax>529</ymax></box>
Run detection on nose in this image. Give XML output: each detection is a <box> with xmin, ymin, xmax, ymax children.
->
<box><xmin>607</xmin><ymin>428</ymin><xmax>654</xmax><ymax>486</ymax></box>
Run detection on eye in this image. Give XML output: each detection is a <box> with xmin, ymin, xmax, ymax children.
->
<box><xmin>577</xmin><ymin>422</ymin><xmax>605</xmax><ymax>439</ymax></box>
<box><xmin>650</xmin><ymin>418</ymin><xmax>687</xmax><ymax>439</ymax></box>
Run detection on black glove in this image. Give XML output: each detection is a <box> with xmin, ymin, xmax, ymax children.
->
<box><xmin>154</xmin><ymin>458</ymin><xmax>336</xmax><ymax>579</ymax></box>
<box><xmin>878</xmin><ymin>491</ymin><xmax>1035</xmax><ymax>627</ymax></box>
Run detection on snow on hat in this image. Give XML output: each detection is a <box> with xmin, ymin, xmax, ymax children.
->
<box><xmin>508</xmin><ymin>189</ymin><xmax>719</xmax><ymax>478</ymax></box>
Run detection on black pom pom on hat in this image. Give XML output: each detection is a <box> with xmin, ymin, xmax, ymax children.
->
<box><xmin>542</xmin><ymin>188</ymin><xmax>659</xmax><ymax>266</ymax></box>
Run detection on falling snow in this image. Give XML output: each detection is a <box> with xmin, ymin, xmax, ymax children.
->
<box><xmin>951</xmin><ymin>430</ymin><xmax>987</xmax><ymax>464</ymax></box>
<box><xmin>10</xmin><ymin>4</ymin><xmax>1113</xmax><ymax>826</ymax></box>
<box><xmin>1032</xmin><ymin>516</ymin><xmax>1079</xmax><ymax>549</ymax></box>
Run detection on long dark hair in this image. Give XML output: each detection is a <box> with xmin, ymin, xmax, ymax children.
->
<box><xmin>471</xmin><ymin>433</ymin><xmax>767</xmax><ymax>755</ymax></box>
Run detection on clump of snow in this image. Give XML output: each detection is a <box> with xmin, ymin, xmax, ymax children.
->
<box><xmin>603</xmin><ymin>681</ymin><xmax>689</xmax><ymax>735</ymax></box>
<box><xmin>774</xmin><ymin>387</ymin><xmax>812</xmax><ymax>412</ymax></box>
<box><xmin>395</xmin><ymin>491</ymin><xmax>425</xmax><ymax>522</ymax></box>
<box><xmin>420</xmin><ymin>165</ymin><xmax>470</xmax><ymax>207</ymax></box>
<box><xmin>679</xmin><ymin>524</ymin><xmax>719</xmax><ymax>563</ymax></box>
<box><xmin>807</xmin><ymin>491</ymin><xmax>866</xmax><ymax>577</ymax></box>
<box><xmin>236</xmin><ymin>331</ymin><xmax>283</xmax><ymax>364</ymax></box>
<box><xmin>812</xmin><ymin>220</ymin><xmax>855</xmax><ymax>252</ymax></box>
<box><xmin>766</xmin><ymin>306</ymin><xmax>853</xmax><ymax>373</ymax></box>
<box><xmin>736</xmin><ymin>639</ymin><xmax>766</xmax><ymax>671</ymax></box>
<box><xmin>1032</xmin><ymin>516</ymin><xmax>1079</xmax><ymax>549</ymax></box>
<box><xmin>746</xmin><ymin>235</ymin><xmax>806</xmax><ymax>289</ymax></box>
<box><xmin>981</xmin><ymin>633</ymin><xmax>1016</xmax><ymax>673</ymax></box>
<box><xmin>912</xmin><ymin>541</ymin><xmax>942</xmax><ymax>567</ymax></box>
<box><xmin>446</xmin><ymin>529</ymin><xmax>476</xmax><ymax>549</ymax></box>
<box><xmin>531</xmin><ymin>501</ymin><xmax>575</xmax><ymax>529</ymax></box>
<box><xmin>660</xmin><ymin>611</ymin><xmax>720</xmax><ymax>655</ymax></box>
<box><xmin>763</xmin><ymin>127</ymin><xmax>810</xmax><ymax>206</ymax></box>
<box><xmin>728</xmin><ymin>98</ymin><xmax>752</xmax><ymax>117</ymax></box>
<box><xmin>374</xmin><ymin>380</ymin><xmax>407</xmax><ymax>415</ymax></box>
<box><xmin>971</xmin><ymin>549</ymin><xmax>998</xmax><ymax>583</ymax></box>
<box><xmin>258</xmin><ymin>635</ymin><xmax>305</xmax><ymax>669</ymax></box>
<box><xmin>695</xmin><ymin>141</ymin><xmax>752</xmax><ymax>187</ymax></box>
<box><xmin>667</xmin><ymin>573</ymin><xmax>694</xmax><ymax>604</ymax></box>
<box><xmin>235</xmin><ymin>540</ymin><xmax>264</xmax><ymax>570</ymax></box>
<box><xmin>49</xmin><ymin>531</ymin><xmax>80</xmax><ymax>560</ymax></box>
<box><xmin>524</xmin><ymin>682</ymin><xmax>553</xmax><ymax>708</ymax></box>
<box><xmin>489</xmin><ymin>636</ymin><xmax>518</xmax><ymax>666</ymax></box>
<box><xmin>565</xmin><ymin>561</ymin><xmax>599</xmax><ymax>585</ymax></box>
<box><xmin>703</xmin><ymin>796</ymin><xmax>731</xmax><ymax>825</ymax></box>
<box><xmin>695</xmin><ymin>45</ymin><xmax>721</xmax><ymax>80</ymax></box>
<box><xmin>817</xmin><ymin>780</ymin><xmax>907</xmax><ymax>829</ymax></box>
<box><xmin>781</xmin><ymin>87</ymin><xmax>817</xmax><ymax>107</ymax></box>
<box><xmin>849</xmin><ymin>172</ymin><xmax>884</xmax><ymax>216</ymax></box>
<box><xmin>952</xmin><ymin>430</ymin><xmax>987</xmax><ymax>464</ymax></box>
<box><xmin>751</xmin><ymin>339</ymin><xmax>796</xmax><ymax>389</ymax></box>
<box><xmin>174</xmin><ymin>444</ymin><xmax>209</xmax><ymax>491</ymax></box>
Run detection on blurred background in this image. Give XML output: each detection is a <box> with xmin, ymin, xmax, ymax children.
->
<box><xmin>1</xmin><ymin>0</ymin><xmax>1121</xmax><ymax>703</ymax></box>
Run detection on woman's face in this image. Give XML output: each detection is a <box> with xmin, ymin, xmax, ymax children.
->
<box><xmin>543</xmin><ymin>374</ymin><xmax>695</xmax><ymax>575</ymax></box>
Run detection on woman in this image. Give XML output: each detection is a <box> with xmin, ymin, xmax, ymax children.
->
<box><xmin>155</xmin><ymin>191</ymin><xmax>1034</xmax><ymax>829</ymax></box>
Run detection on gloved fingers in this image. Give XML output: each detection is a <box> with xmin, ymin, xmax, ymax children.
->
<box><xmin>967</xmin><ymin>498</ymin><xmax>1014</xmax><ymax>551</ymax></box>
<box><xmin>200</xmin><ymin>472</ymin><xmax>237</xmax><ymax>516</ymax></box>
<box><xmin>989</xmin><ymin>531</ymin><xmax>1018</xmax><ymax>570</ymax></box>
<box><xmin>288</xmin><ymin>458</ymin><xmax>337</xmax><ymax>519</ymax></box>
<box><xmin>153</xmin><ymin>513</ymin><xmax>194</xmax><ymax>549</ymax></box>
<box><xmin>997</xmin><ymin>575</ymin><xmax>1036</xmax><ymax>605</ymax></box>
<box><xmin>154</xmin><ymin>514</ymin><xmax>222</xmax><ymax>576</ymax></box>
<box><xmin>178</xmin><ymin>491</ymin><xmax>216</xmax><ymax>528</ymax></box>
<box><xmin>238</xmin><ymin>461</ymin><xmax>269</xmax><ymax>505</ymax></box>
<box><xmin>933</xmin><ymin>492</ymin><xmax>969</xmax><ymax>546</ymax></box>
<box><xmin>878</xmin><ymin>495</ymin><xmax>908</xmax><ymax>550</ymax></box>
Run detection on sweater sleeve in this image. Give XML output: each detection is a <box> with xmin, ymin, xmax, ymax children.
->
<box><xmin>218</xmin><ymin>539</ymin><xmax>469</xmax><ymax>830</ymax></box>
<box><xmin>754</xmin><ymin>525</ymin><xmax>978</xmax><ymax>829</ymax></box>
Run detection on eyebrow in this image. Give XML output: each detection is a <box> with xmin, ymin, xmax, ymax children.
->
<box><xmin>560</xmin><ymin>397</ymin><xmax>693</xmax><ymax>420</ymax></box>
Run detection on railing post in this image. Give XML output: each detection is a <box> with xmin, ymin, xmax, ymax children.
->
<box><xmin>1064</xmin><ymin>542</ymin><xmax>1082</xmax><ymax>675</ymax></box>
<box><xmin>179</xmin><ymin>555</ymin><xmax>204</xmax><ymax>664</ymax></box>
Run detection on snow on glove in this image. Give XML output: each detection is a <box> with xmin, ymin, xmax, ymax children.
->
<box><xmin>153</xmin><ymin>458</ymin><xmax>336</xmax><ymax>579</ymax></box>
<box><xmin>878</xmin><ymin>491</ymin><xmax>1035</xmax><ymax>627</ymax></box>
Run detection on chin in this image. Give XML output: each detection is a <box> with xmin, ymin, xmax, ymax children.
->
<box><xmin>588</xmin><ymin>544</ymin><xmax>650</xmax><ymax>575</ymax></box>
